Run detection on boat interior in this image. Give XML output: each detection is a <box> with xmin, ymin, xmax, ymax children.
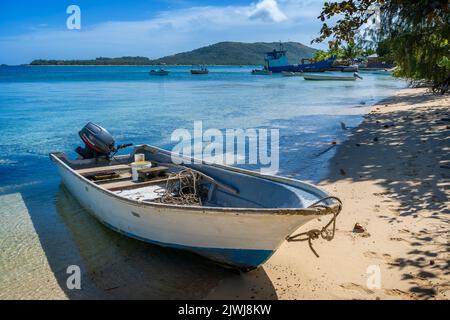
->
<box><xmin>52</xmin><ymin>146</ymin><xmax>322</xmax><ymax>209</ymax></box>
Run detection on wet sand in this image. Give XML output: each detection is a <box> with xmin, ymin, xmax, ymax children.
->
<box><xmin>1</xmin><ymin>88</ymin><xmax>448</xmax><ymax>300</ymax></box>
<box><xmin>209</xmin><ymin>87</ymin><xmax>449</xmax><ymax>300</ymax></box>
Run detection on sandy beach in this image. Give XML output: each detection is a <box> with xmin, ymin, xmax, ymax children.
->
<box><xmin>208</xmin><ymin>87</ymin><xmax>449</xmax><ymax>300</ymax></box>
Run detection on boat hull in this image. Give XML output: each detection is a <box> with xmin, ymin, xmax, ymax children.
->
<box><xmin>51</xmin><ymin>154</ymin><xmax>327</xmax><ymax>270</ymax></box>
<box><xmin>252</xmin><ymin>70</ymin><xmax>272</xmax><ymax>75</ymax></box>
<box><xmin>150</xmin><ymin>71</ymin><xmax>169</xmax><ymax>76</ymax></box>
<box><xmin>268</xmin><ymin>58</ymin><xmax>334</xmax><ymax>73</ymax></box>
<box><xmin>191</xmin><ymin>70</ymin><xmax>209</xmax><ymax>74</ymax></box>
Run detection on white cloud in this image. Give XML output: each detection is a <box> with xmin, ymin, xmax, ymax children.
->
<box><xmin>0</xmin><ymin>0</ymin><xmax>327</xmax><ymax>64</ymax></box>
<box><xmin>248</xmin><ymin>0</ymin><xmax>287</xmax><ymax>22</ymax></box>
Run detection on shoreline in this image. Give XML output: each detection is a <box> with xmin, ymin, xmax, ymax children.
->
<box><xmin>208</xmin><ymin>87</ymin><xmax>449</xmax><ymax>300</ymax></box>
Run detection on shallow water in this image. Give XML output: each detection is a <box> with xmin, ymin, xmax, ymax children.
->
<box><xmin>0</xmin><ymin>65</ymin><xmax>405</xmax><ymax>298</ymax></box>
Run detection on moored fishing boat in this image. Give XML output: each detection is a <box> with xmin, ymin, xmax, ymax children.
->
<box><xmin>191</xmin><ymin>65</ymin><xmax>209</xmax><ymax>74</ymax></box>
<box><xmin>50</xmin><ymin>123</ymin><xmax>342</xmax><ymax>271</ymax></box>
<box><xmin>251</xmin><ymin>69</ymin><xmax>272</xmax><ymax>75</ymax></box>
<box><xmin>150</xmin><ymin>69</ymin><xmax>170</xmax><ymax>76</ymax></box>
<box><xmin>303</xmin><ymin>73</ymin><xmax>363</xmax><ymax>81</ymax></box>
<box><xmin>264</xmin><ymin>43</ymin><xmax>334</xmax><ymax>73</ymax></box>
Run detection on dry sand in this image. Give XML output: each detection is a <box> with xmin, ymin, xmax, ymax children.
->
<box><xmin>208</xmin><ymin>88</ymin><xmax>449</xmax><ymax>300</ymax></box>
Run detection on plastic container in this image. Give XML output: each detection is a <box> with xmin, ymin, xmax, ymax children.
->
<box><xmin>134</xmin><ymin>153</ymin><xmax>145</xmax><ymax>162</ymax></box>
<box><xmin>131</xmin><ymin>161</ymin><xmax>152</xmax><ymax>181</ymax></box>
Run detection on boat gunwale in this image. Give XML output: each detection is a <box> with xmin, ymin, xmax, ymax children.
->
<box><xmin>50</xmin><ymin>145</ymin><xmax>338</xmax><ymax>216</ymax></box>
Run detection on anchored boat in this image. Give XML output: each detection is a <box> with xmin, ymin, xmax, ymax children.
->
<box><xmin>251</xmin><ymin>69</ymin><xmax>272</xmax><ymax>75</ymax></box>
<box><xmin>303</xmin><ymin>73</ymin><xmax>363</xmax><ymax>81</ymax></box>
<box><xmin>50</xmin><ymin>123</ymin><xmax>342</xmax><ymax>271</ymax></box>
<box><xmin>150</xmin><ymin>69</ymin><xmax>170</xmax><ymax>76</ymax></box>
<box><xmin>191</xmin><ymin>66</ymin><xmax>209</xmax><ymax>74</ymax></box>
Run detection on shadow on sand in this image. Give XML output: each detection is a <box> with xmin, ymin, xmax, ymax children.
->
<box><xmin>323</xmin><ymin>92</ymin><xmax>449</xmax><ymax>298</ymax></box>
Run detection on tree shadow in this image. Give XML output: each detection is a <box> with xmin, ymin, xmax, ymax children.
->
<box><xmin>20</xmin><ymin>185</ymin><xmax>277</xmax><ymax>299</ymax></box>
<box><xmin>322</xmin><ymin>93</ymin><xmax>449</xmax><ymax>299</ymax></box>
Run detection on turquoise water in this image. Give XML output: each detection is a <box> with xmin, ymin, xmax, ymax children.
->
<box><xmin>0</xmin><ymin>65</ymin><xmax>405</xmax><ymax>298</ymax></box>
<box><xmin>0</xmin><ymin>65</ymin><xmax>404</xmax><ymax>188</ymax></box>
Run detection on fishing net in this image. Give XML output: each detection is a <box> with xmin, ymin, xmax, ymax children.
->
<box><xmin>155</xmin><ymin>169</ymin><xmax>205</xmax><ymax>206</ymax></box>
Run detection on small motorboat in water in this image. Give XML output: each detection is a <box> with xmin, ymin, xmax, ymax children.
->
<box><xmin>282</xmin><ymin>71</ymin><xmax>303</xmax><ymax>77</ymax></box>
<box><xmin>251</xmin><ymin>69</ymin><xmax>272</xmax><ymax>75</ymax></box>
<box><xmin>191</xmin><ymin>66</ymin><xmax>209</xmax><ymax>74</ymax></box>
<box><xmin>149</xmin><ymin>69</ymin><xmax>170</xmax><ymax>76</ymax></box>
<box><xmin>303</xmin><ymin>72</ymin><xmax>363</xmax><ymax>81</ymax></box>
<box><xmin>50</xmin><ymin>123</ymin><xmax>342</xmax><ymax>271</ymax></box>
<box><xmin>329</xmin><ymin>65</ymin><xmax>359</xmax><ymax>72</ymax></box>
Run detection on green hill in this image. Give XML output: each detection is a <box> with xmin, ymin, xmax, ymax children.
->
<box><xmin>29</xmin><ymin>41</ymin><xmax>317</xmax><ymax>66</ymax></box>
<box><xmin>150</xmin><ymin>41</ymin><xmax>317</xmax><ymax>65</ymax></box>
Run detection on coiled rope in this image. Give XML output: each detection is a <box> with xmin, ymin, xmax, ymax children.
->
<box><xmin>155</xmin><ymin>169</ymin><xmax>203</xmax><ymax>206</ymax></box>
<box><xmin>286</xmin><ymin>196</ymin><xmax>343</xmax><ymax>257</ymax></box>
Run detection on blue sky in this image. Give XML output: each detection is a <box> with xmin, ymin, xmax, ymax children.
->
<box><xmin>0</xmin><ymin>0</ymin><xmax>327</xmax><ymax>64</ymax></box>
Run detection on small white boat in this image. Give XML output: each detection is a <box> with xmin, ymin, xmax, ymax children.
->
<box><xmin>365</xmin><ymin>67</ymin><xmax>397</xmax><ymax>74</ymax></box>
<box><xmin>303</xmin><ymin>73</ymin><xmax>363</xmax><ymax>81</ymax></box>
<box><xmin>251</xmin><ymin>69</ymin><xmax>272</xmax><ymax>75</ymax></box>
<box><xmin>50</xmin><ymin>123</ymin><xmax>342</xmax><ymax>271</ymax></box>
<box><xmin>149</xmin><ymin>69</ymin><xmax>169</xmax><ymax>76</ymax></box>
<box><xmin>341</xmin><ymin>65</ymin><xmax>359</xmax><ymax>72</ymax></box>
<box><xmin>282</xmin><ymin>71</ymin><xmax>303</xmax><ymax>77</ymax></box>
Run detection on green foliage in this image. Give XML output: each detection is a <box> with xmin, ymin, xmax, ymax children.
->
<box><xmin>438</xmin><ymin>56</ymin><xmax>450</xmax><ymax>69</ymax></box>
<box><xmin>311</xmin><ymin>50</ymin><xmax>332</xmax><ymax>62</ymax></box>
<box><xmin>312</xmin><ymin>45</ymin><xmax>368</xmax><ymax>62</ymax></box>
<box><xmin>313</xmin><ymin>0</ymin><xmax>450</xmax><ymax>93</ymax></box>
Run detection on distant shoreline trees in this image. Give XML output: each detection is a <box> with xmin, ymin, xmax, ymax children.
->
<box><xmin>30</xmin><ymin>57</ymin><xmax>155</xmax><ymax>66</ymax></box>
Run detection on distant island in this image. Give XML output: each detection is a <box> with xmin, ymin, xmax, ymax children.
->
<box><xmin>30</xmin><ymin>56</ymin><xmax>153</xmax><ymax>66</ymax></box>
<box><xmin>29</xmin><ymin>41</ymin><xmax>317</xmax><ymax>66</ymax></box>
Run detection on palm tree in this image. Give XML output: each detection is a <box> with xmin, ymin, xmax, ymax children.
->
<box><xmin>341</xmin><ymin>45</ymin><xmax>357</xmax><ymax>63</ymax></box>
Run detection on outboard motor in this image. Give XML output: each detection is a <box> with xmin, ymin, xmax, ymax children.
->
<box><xmin>76</xmin><ymin>122</ymin><xmax>132</xmax><ymax>159</ymax></box>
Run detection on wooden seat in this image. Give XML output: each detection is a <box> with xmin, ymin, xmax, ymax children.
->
<box><xmin>101</xmin><ymin>176</ymin><xmax>180</xmax><ymax>191</ymax></box>
<box><xmin>95</xmin><ymin>172</ymin><xmax>132</xmax><ymax>184</ymax></box>
<box><xmin>76</xmin><ymin>164</ymin><xmax>131</xmax><ymax>176</ymax></box>
<box><xmin>138</xmin><ymin>166</ymin><xmax>168</xmax><ymax>180</ymax></box>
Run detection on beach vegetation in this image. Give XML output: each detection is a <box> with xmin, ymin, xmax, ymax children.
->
<box><xmin>313</xmin><ymin>0</ymin><xmax>450</xmax><ymax>94</ymax></box>
<box><xmin>311</xmin><ymin>45</ymin><xmax>374</xmax><ymax>62</ymax></box>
